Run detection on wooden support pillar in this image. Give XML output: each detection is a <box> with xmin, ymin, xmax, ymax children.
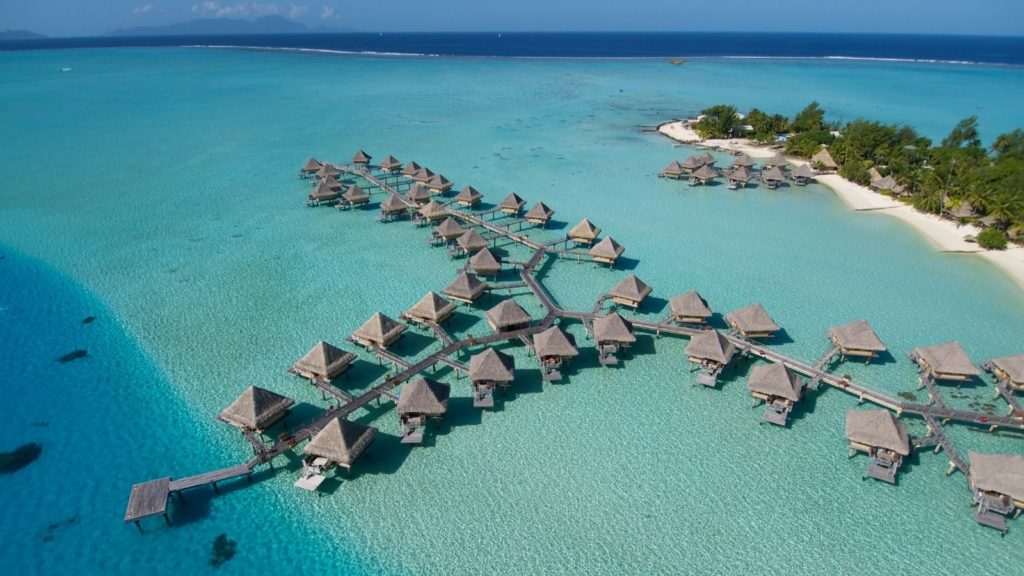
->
<box><xmin>163</xmin><ymin>513</ymin><xmax>170</xmax><ymax>526</ymax></box>
<box><xmin>134</xmin><ymin>520</ymin><xmax>143</xmax><ymax>533</ymax></box>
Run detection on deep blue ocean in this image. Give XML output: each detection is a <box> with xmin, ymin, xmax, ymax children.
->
<box><xmin>2</xmin><ymin>32</ymin><xmax>1023</xmax><ymax>64</ymax></box>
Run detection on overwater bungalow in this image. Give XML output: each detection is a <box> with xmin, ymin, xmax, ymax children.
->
<box><xmin>316</xmin><ymin>162</ymin><xmax>338</xmax><ymax>180</ymax></box>
<box><xmin>747</xmin><ymin>363</ymin><xmax>802</xmax><ymax>426</ymax></box>
<box><xmin>456</xmin><ymin>229</ymin><xmax>489</xmax><ymax>255</ymax></box>
<box><xmin>417</xmin><ymin>200</ymin><xmax>447</xmax><ymax>223</ymax></box>
<box><xmin>532</xmin><ymin>325</ymin><xmax>578</xmax><ymax>381</ymax></box>
<box><xmin>218</xmin><ymin>386</ymin><xmax>294</xmax><ymax>433</ymax></box>
<box><xmin>985</xmin><ymin>355</ymin><xmax>1024</xmax><ymax>391</ymax></box>
<box><xmin>725</xmin><ymin>304</ymin><xmax>781</xmax><ymax>339</ymax></box>
<box><xmin>845</xmin><ymin>409</ymin><xmax>910</xmax><ymax>483</ymax></box>
<box><xmin>300</xmin><ymin>157</ymin><xmax>322</xmax><ymax>177</ymax></box>
<box><xmin>680</xmin><ymin>154</ymin><xmax>706</xmax><ymax>173</ymax></box>
<box><xmin>589</xmin><ymin>236</ymin><xmax>625</xmax><ymax>266</ymax></box>
<box><xmin>911</xmin><ymin>341</ymin><xmax>979</xmax><ymax>383</ymax></box>
<box><xmin>609</xmin><ymin>274</ymin><xmax>652</xmax><ymax>309</ymax></box>
<box><xmin>468</xmin><ymin>348</ymin><xmax>516</xmax><ymax>408</ymax></box>
<box><xmin>811</xmin><ymin>146</ymin><xmax>838</xmax><ymax>171</ymax></box>
<box><xmin>525</xmin><ymin>202</ymin><xmax>555</xmax><ymax>226</ymax></box>
<box><xmin>379</xmin><ymin>154</ymin><xmax>402</xmax><ymax>173</ymax></box>
<box><xmin>412</xmin><ymin>167</ymin><xmax>436</xmax><ymax>183</ymax></box>
<box><xmin>405</xmin><ymin>184</ymin><xmax>432</xmax><ymax>205</ymax></box>
<box><xmin>484</xmin><ymin>299</ymin><xmax>532</xmax><ymax>333</ymax></box>
<box><xmin>403</xmin><ymin>291</ymin><xmax>456</xmax><ymax>325</ymax></box>
<box><xmin>309</xmin><ymin>182</ymin><xmax>340</xmax><ymax>205</ymax></box>
<box><xmin>568</xmin><ymin>218</ymin><xmax>602</xmax><ymax>245</ymax></box>
<box><xmin>698</xmin><ymin>150</ymin><xmax>716</xmax><ymax>166</ymax></box>
<box><xmin>592</xmin><ymin>312</ymin><xmax>636</xmax><ymax>366</ymax></box>
<box><xmin>443</xmin><ymin>271</ymin><xmax>488</xmax><ymax>303</ymax></box>
<box><xmin>322</xmin><ymin>174</ymin><xmax>343</xmax><ymax>191</ymax></box>
<box><xmin>499</xmin><ymin>192</ymin><xmax>527</xmax><ymax>215</ymax></box>
<box><xmin>352</xmin><ymin>149</ymin><xmax>372</xmax><ymax>166</ymax></box>
<box><xmin>426</xmin><ymin>174</ymin><xmax>453</xmax><ymax>194</ymax></box>
<box><xmin>351</xmin><ymin>312</ymin><xmax>407</xmax><ymax>349</ymax></box>
<box><xmin>468</xmin><ymin>247</ymin><xmax>502</xmax><ymax>276</ymax></box>
<box><xmin>290</xmin><ymin>340</ymin><xmax>357</xmax><ymax>382</ymax></box>
<box><xmin>684</xmin><ymin>329</ymin><xmax>736</xmax><ymax>386</ymax></box>
<box><xmin>828</xmin><ymin>320</ymin><xmax>886</xmax><ymax>361</ymax></box>
<box><xmin>661</xmin><ymin>160</ymin><xmax>686</xmax><ymax>179</ymax></box>
<box><xmin>397</xmin><ymin>378</ymin><xmax>450</xmax><ymax>444</ymax></box>
<box><xmin>689</xmin><ymin>164</ymin><xmax>718</xmax><ymax>186</ymax></box>
<box><xmin>790</xmin><ymin>164</ymin><xmax>814</xmax><ymax>185</ymax></box>
<box><xmin>341</xmin><ymin>184</ymin><xmax>370</xmax><ymax>208</ymax></box>
<box><xmin>435</xmin><ymin>218</ymin><xmax>466</xmax><ymax>242</ymax></box>
<box><xmin>729</xmin><ymin>153</ymin><xmax>756</xmax><ymax>170</ymax></box>
<box><xmin>727</xmin><ymin>166</ymin><xmax>753</xmax><ymax>189</ymax></box>
<box><xmin>968</xmin><ymin>452</ymin><xmax>1024</xmax><ymax>532</ymax></box>
<box><xmin>763</xmin><ymin>153</ymin><xmax>789</xmax><ymax>170</ymax></box>
<box><xmin>761</xmin><ymin>166</ymin><xmax>786</xmax><ymax>189</ymax></box>
<box><xmin>299</xmin><ymin>416</ymin><xmax>376</xmax><ymax>490</ymax></box>
<box><xmin>380</xmin><ymin>192</ymin><xmax>410</xmax><ymax>219</ymax></box>
<box><xmin>401</xmin><ymin>161</ymin><xmax>423</xmax><ymax>178</ymax></box>
<box><xmin>455</xmin><ymin>185</ymin><xmax>483</xmax><ymax>207</ymax></box>
<box><xmin>668</xmin><ymin>291</ymin><xmax>712</xmax><ymax>324</ymax></box>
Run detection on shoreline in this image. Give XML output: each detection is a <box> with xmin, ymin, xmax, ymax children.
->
<box><xmin>657</xmin><ymin>121</ymin><xmax>1024</xmax><ymax>292</ymax></box>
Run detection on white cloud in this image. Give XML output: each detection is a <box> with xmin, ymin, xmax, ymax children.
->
<box><xmin>190</xmin><ymin>2</ymin><xmax>310</xmax><ymax>19</ymax></box>
<box><xmin>133</xmin><ymin>4</ymin><xmax>155</xmax><ymax>14</ymax></box>
<box><xmin>320</xmin><ymin>6</ymin><xmax>337</xmax><ymax>20</ymax></box>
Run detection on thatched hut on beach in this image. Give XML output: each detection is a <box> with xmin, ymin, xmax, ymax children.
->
<box><xmin>484</xmin><ymin>299</ymin><xmax>532</xmax><ymax>333</ymax></box>
<box><xmin>397</xmin><ymin>377</ymin><xmax>450</xmax><ymax>444</ymax></box>
<box><xmin>668</xmin><ymin>291</ymin><xmax>712</xmax><ymax>324</ymax></box>
<box><xmin>290</xmin><ymin>341</ymin><xmax>357</xmax><ymax>382</ymax></box>
<box><xmin>499</xmin><ymin>192</ymin><xmax>527</xmax><ymax>215</ymax></box>
<box><xmin>986</xmin><ymin>355</ymin><xmax>1024</xmax><ymax>391</ymax></box>
<box><xmin>304</xmin><ymin>416</ymin><xmax>377</xmax><ymax>469</ymax></box>
<box><xmin>468</xmin><ymin>348</ymin><xmax>515</xmax><ymax>408</ymax></box>
<box><xmin>828</xmin><ymin>320</ymin><xmax>886</xmax><ymax>361</ymax></box>
<box><xmin>609</xmin><ymin>275</ymin><xmax>652</xmax><ymax>309</ymax></box>
<box><xmin>593</xmin><ymin>312</ymin><xmax>636</xmax><ymax>365</ymax></box>
<box><xmin>443</xmin><ymin>271</ymin><xmax>488</xmax><ymax>303</ymax></box>
<box><xmin>589</xmin><ymin>236</ymin><xmax>625</xmax><ymax>266</ymax></box>
<box><xmin>455</xmin><ymin>185</ymin><xmax>483</xmax><ymax>207</ymax></box>
<box><xmin>811</xmin><ymin>147</ymin><xmax>838</xmax><ymax>171</ymax></box>
<box><xmin>725</xmin><ymin>304</ymin><xmax>780</xmax><ymax>339</ymax></box>
<box><xmin>218</xmin><ymin>386</ymin><xmax>294</xmax><ymax>432</ymax></box>
<box><xmin>568</xmin><ymin>219</ymin><xmax>602</xmax><ymax>245</ymax></box>
<box><xmin>845</xmin><ymin>409</ymin><xmax>910</xmax><ymax>483</ymax></box>
<box><xmin>379</xmin><ymin>155</ymin><xmax>402</xmax><ymax>172</ymax></box>
<box><xmin>403</xmin><ymin>291</ymin><xmax>456</xmax><ymax>325</ymax></box>
<box><xmin>871</xmin><ymin>174</ymin><xmax>898</xmax><ymax>192</ymax></box>
<box><xmin>748</xmin><ymin>363</ymin><xmax>802</xmax><ymax>425</ymax></box>
<box><xmin>912</xmin><ymin>341</ymin><xmax>979</xmax><ymax>382</ymax></box>
<box><xmin>689</xmin><ymin>164</ymin><xmax>718</xmax><ymax>186</ymax></box>
<box><xmin>351</xmin><ymin>312</ymin><xmax>407</xmax><ymax>349</ymax></box>
<box><xmin>469</xmin><ymin>247</ymin><xmax>502</xmax><ymax>276</ymax></box>
<box><xmin>533</xmin><ymin>325</ymin><xmax>578</xmax><ymax>381</ymax></box>
<box><xmin>525</xmin><ymin>202</ymin><xmax>555</xmax><ymax>226</ymax></box>
<box><xmin>352</xmin><ymin>150</ymin><xmax>372</xmax><ymax>166</ymax></box>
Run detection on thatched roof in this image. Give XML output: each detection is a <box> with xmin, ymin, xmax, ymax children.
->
<box><xmin>747</xmin><ymin>363</ymin><xmax>802</xmax><ymax>402</ymax></box>
<box><xmin>352</xmin><ymin>312</ymin><xmax>407</xmax><ymax>346</ymax></box>
<box><xmin>811</xmin><ymin>147</ymin><xmax>837</xmax><ymax>169</ymax></box>
<box><xmin>684</xmin><ymin>330</ymin><xmax>735</xmax><ymax>364</ymax></box>
<box><xmin>593</xmin><ymin>312</ymin><xmax>636</xmax><ymax>344</ymax></box>
<box><xmin>468</xmin><ymin>348</ymin><xmax>515</xmax><ymax>383</ymax></box>
<box><xmin>949</xmin><ymin>200</ymin><xmax>976</xmax><ymax>219</ymax></box>
<box><xmin>680</xmin><ymin>155</ymin><xmax>706</xmax><ymax>170</ymax></box>
<box><xmin>699</xmin><ymin>151</ymin><xmax>716</xmax><ymax>165</ymax></box>
<box><xmin>397</xmin><ymin>377</ymin><xmax>450</xmax><ymax>417</ymax></box>
<box><xmin>292</xmin><ymin>341</ymin><xmax>356</xmax><ymax>379</ymax></box>
<box><xmin>845</xmin><ymin>410</ymin><xmax>910</xmax><ymax>455</ymax></box>
<box><xmin>310</xmin><ymin>183</ymin><xmax>340</xmax><ymax>201</ymax></box>
<box><xmin>763</xmin><ymin>153</ymin><xmax>788</xmax><ymax>168</ymax></box>
<box><xmin>969</xmin><ymin>452</ymin><xmax>1024</xmax><ymax>501</ymax></box>
<box><xmin>381</xmin><ymin>192</ymin><xmax>409</xmax><ymax>213</ymax></box>
<box><xmin>436</xmin><ymin>217</ymin><xmax>466</xmax><ymax>240</ymax></box>
<box><xmin>443</xmin><ymin>271</ymin><xmax>487</xmax><ymax>301</ymax></box>
<box><xmin>589</xmin><ymin>236</ymin><xmax>625</xmax><ymax>261</ymax></box>
<box><xmin>761</xmin><ymin>166</ymin><xmax>785</xmax><ymax>182</ymax></box>
<box><xmin>872</xmin><ymin>174</ymin><xmax>897</xmax><ymax>191</ymax></box>
<box><xmin>499</xmin><ymin>192</ymin><xmax>526</xmax><ymax>211</ymax></box>
<box><xmin>401</xmin><ymin>161</ymin><xmax>423</xmax><ymax>177</ymax></box>
<box><xmin>485</xmin><ymin>299</ymin><xmax>532</xmax><ymax>330</ymax></box>
<box><xmin>301</xmin><ymin>157</ymin><xmax>322</xmax><ymax>172</ymax></box>
<box><xmin>670</xmin><ymin>291</ymin><xmax>712</xmax><ymax>320</ymax></box>
<box><xmin>469</xmin><ymin>247</ymin><xmax>502</xmax><ymax>274</ymax></box>
<box><xmin>418</xmin><ymin>200</ymin><xmax>447</xmax><ymax>220</ymax></box>
<box><xmin>457</xmin><ymin>229</ymin><xmax>489</xmax><ymax>253</ymax></box>
<box><xmin>990</xmin><ymin>354</ymin><xmax>1024</xmax><ymax>384</ymax></box>
<box><xmin>405</xmin><ymin>291</ymin><xmax>456</xmax><ymax>323</ymax></box>
<box><xmin>304</xmin><ymin>416</ymin><xmax>377</xmax><ymax>466</ymax></box>
<box><xmin>533</xmin><ymin>326</ymin><xmax>578</xmax><ymax>358</ymax></box>
<box><xmin>219</xmin><ymin>386</ymin><xmax>294</xmax><ymax>431</ymax></box>
<box><xmin>791</xmin><ymin>164</ymin><xmax>814</xmax><ymax>179</ymax></box>
<box><xmin>342</xmin><ymin>184</ymin><xmax>369</xmax><ymax>203</ymax></box>
<box><xmin>829</xmin><ymin>320</ymin><xmax>886</xmax><ymax>352</ymax></box>
<box><xmin>316</xmin><ymin>163</ymin><xmax>337</xmax><ymax>178</ymax></box>
<box><xmin>610</xmin><ymin>275</ymin><xmax>652</xmax><ymax>303</ymax></box>
<box><xmin>352</xmin><ymin>149</ymin><xmax>372</xmax><ymax>164</ymax></box>
<box><xmin>662</xmin><ymin>160</ymin><xmax>685</xmax><ymax>175</ymax></box>
<box><xmin>728</xmin><ymin>166</ymin><xmax>752</xmax><ymax>183</ymax></box>
<box><xmin>525</xmin><ymin>202</ymin><xmax>554</xmax><ymax>221</ymax></box>
<box><xmin>379</xmin><ymin>154</ymin><xmax>402</xmax><ymax>171</ymax></box>
<box><xmin>731</xmin><ymin>153</ymin><xmax>755</xmax><ymax>168</ymax></box>
<box><xmin>725</xmin><ymin>304</ymin><xmax>780</xmax><ymax>334</ymax></box>
<box><xmin>568</xmin><ymin>219</ymin><xmax>601</xmax><ymax>241</ymax></box>
<box><xmin>427</xmin><ymin>174</ymin><xmax>452</xmax><ymax>190</ymax></box>
<box><xmin>406</xmin><ymin>184</ymin><xmax>432</xmax><ymax>204</ymax></box>
<box><xmin>456</xmin><ymin>185</ymin><xmax>483</xmax><ymax>204</ymax></box>
<box><xmin>692</xmin><ymin>164</ymin><xmax>718</xmax><ymax>181</ymax></box>
<box><xmin>914</xmin><ymin>341</ymin><xmax>979</xmax><ymax>377</ymax></box>
<box><xmin>413</xmin><ymin>167</ymin><xmax>436</xmax><ymax>182</ymax></box>
<box><xmin>868</xmin><ymin>167</ymin><xmax>883</xmax><ymax>182</ymax></box>
<box><xmin>322</xmin><ymin>174</ymin><xmax>343</xmax><ymax>191</ymax></box>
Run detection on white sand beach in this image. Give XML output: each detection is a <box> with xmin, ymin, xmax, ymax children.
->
<box><xmin>658</xmin><ymin>121</ymin><xmax>1024</xmax><ymax>290</ymax></box>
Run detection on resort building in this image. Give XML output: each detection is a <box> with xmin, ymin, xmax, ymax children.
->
<box><xmin>397</xmin><ymin>378</ymin><xmax>450</xmax><ymax>444</ymax></box>
<box><xmin>309</xmin><ymin>182</ymin><xmax>340</xmax><ymax>205</ymax></box>
<box><xmin>435</xmin><ymin>217</ymin><xmax>466</xmax><ymax>242</ymax></box>
<box><xmin>468</xmin><ymin>348</ymin><xmax>516</xmax><ymax>408</ymax></box>
<box><xmin>321</xmin><ymin>174</ymin><xmax>343</xmax><ymax>191</ymax></box>
<box><xmin>443</xmin><ymin>271</ymin><xmax>488</xmax><ymax>303</ymax></box>
<box><xmin>499</xmin><ymin>192</ymin><xmax>527</xmax><ymax>215</ymax></box>
<box><xmin>403</xmin><ymin>291</ymin><xmax>456</xmax><ymax>326</ymax></box>
<box><xmin>456</xmin><ymin>229</ymin><xmax>489</xmax><ymax>255</ymax></box>
<box><xmin>811</xmin><ymin>147</ymin><xmax>838</xmax><ymax>171</ymax></box>
<box><xmin>593</xmin><ymin>312</ymin><xmax>636</xmax><ymax>366</ymax></box>
<box><xmin>790</xmin><ymin>164</ymin><xmax>814</xmax><ymax>186</ymax></box>
<box><xmin>532</xmin><ymin>325</ymin><xmax>579</xmax><ymax>381</ymax></box>
<box><xmin>405</xmin><ymin>184</ymin><xmax>432</xmax><ymax>205</ymax></box>
<box><xmin>725</xmin><ymin>303</ymin><xmax>781</xmax><ymax>339</ymax></box>
<box><xmin>968</xmin><ymin>452</ymin><xmax>1024</xmax><ymax>532</ymax></box>
<box><xmin>351</xmin><ymin>312</ymin><xmax>408</xmax><ymax>349</ymax></box>
<box><xmin>290</xmin><ymin>340</ymin><xmax>357</xmax><ymax>382</ymax></box>
<box><xmin>426</xmin><ymin>174</ymin><xmax>453</xmax><ymax>194</ymax></box>
<box><xmin>761</xmin><ymin>166</ymin><xmax>786</xmax><ymax>189</ymax></box>
<box><xmin>747</xmin><ymin>363</ymin><xmax>802</xmax><ymax>426</ymax></box>
<box><xmin>380</xmin><ymin>193</ymin><xmax>410</xmax><ymax>219</ymax></box>
<box><xmin>680</xmin><ymin>154</ymin><xmax>706</xmax><ymax>173</ymax></box>
<box><xmin>668</xmin><ymin>291</ymin><xmax>712</xmax><ymax>324</ymax></box>
<box><xmin>728</xmin><ymin>153</ymin><xmax>756</xmax><ymax>170</ymax></box>
<box><xmin>218</xmin><ymin>386</ymin><xmax>294</xmax><ymax>433</ymax></box>
<box><xmin>763</xmin><ymin>153</ymin><xmax>789</xmax><ymax>170</ymax></box>
<box><xmin>609</xmin><ymin>274</ymin><xmax>652</xmax><ymax>309</ymax></box>
<box><xmin>417</xmin><ymin>200</ymin><xmax>448</xmax><ymax>223</ymax></box>
<box><xmin>911</xmin><ymin>341</ymin><xmax>979</xmax><ymax>383</ymax></box>
<box><xmin>300</xmin><ymin>157</ymin><xmax>322</xmax><ymax>177</ymax></box>
<box><xmin>568</xmin><ymin>219</ymin><xmax>602</xmax><ymax>245</ymax></box>
<box><xmin>468</xmin><ymin>247</ymin><xmax>502</xmax><ymax>276</ymax></box>
<box><xmin>689</xmin><ymin>164</ymin><xmax>718</xmax><ymax>186</ymax></box>
<box><xmin>341</xmin><ymin>184</ymin><xmax>370</xmax><ymax>208</ymax></box>
<box><xmin>302</xmin><ymin>416</ymin><xmax>377</xmax><ymax>472</ymax></box>
<box><xmin>316</xmin><ymin>163</ymin><xmax>338</xmax><ymax>180</ymax></box>
<box><xmin>412</xmin><ymin>167</ymin><xmax>436</xmax><ymax>183</ymax></box>
<box><xmin>828</xmin><ymin>320</ymin><xmax>886</xmax><ymax>361</ymax></box>
<box><xmin>727</xmin><ymin>166</ymin><xmax>752</xmax><ymax>189</ymax></box>
<box><xmin>985</xmin><ymin>355</ymin><xmax>1024</xmax><ymax>391</ymax></box>
<box><xmin>455</xmin><ymin>185</ymin><xmax>483</xmax><ymax>207</ymax></box>
<box><xmin>379</xmin><ymin>154</ymin><xmax>402</xmax><ymax>173</ymax></box>
<box><xmin>589</xmin><ymin>236</ymin><xmax>625</xmax><ymax>266</ymax></box>
<box><xmin>661</xmin><ymin>160</ymin><xmax>685</xmax><ymax>179</ymax></box>
<box><xmin>351</xmin><ymin>149</ymin><xmax>372</xmax><ymax>166</ymax></box>
<box><xmin>684</xmin><ymin>329</ymin><xmax>736</xmax><ymax>386</ymax></box>
<box><xmin>401</xmin><ymin>161</ymin><xmax>422</xmax><ymax>178</ymax></box>
<box><xmin>845</xmin><ymin>409</ymin><xmax>910</xmax><ymax>484</ymax></box>
<box><xmin>484</xmin><ymin>299</ymin><xmax>532</xmax><ymax>333</ymax></box>
<box><xmin>525</xmin><ymin>202</ymin><xmax>555</xmax><ymax>226</ymax></box>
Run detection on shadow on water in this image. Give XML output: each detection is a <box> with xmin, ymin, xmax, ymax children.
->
<box><xmin>637</xmin><ymin>295</ymin><xmax>670</xmax><ymax>316</ymax></box>
<box><xmin>511</xmin><ymin>367</ymin><xmax>545</xmax><ymax>396</ymax></box>
<box><xmin>392</xmin><ymin>331</ymin><xmax>438</xmax><ymax>358</ymax></box>
<box><xmin>610</xmin><ymin>257</ymin><xmax>640</xmax><ymax>271</ymax></box>
<box><xmin>542</xmin><ymin>220</ymin><xmax>569</xmax><ymax>232</ymax></box>
<box><xmin>441</xmin><ymin>397</ymin><xmax>485</xmax><ymax>429</ymax></box>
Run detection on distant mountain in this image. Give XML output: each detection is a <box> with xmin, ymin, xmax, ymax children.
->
<box><xmin>0</xmin><ymin>30</ymin><xmax>47</xmax><ymax>41</ymax></box>
<box><xmin>104</xmin><ymin>15</ymin><xmax>313</xmax><ymax>37</ymax></box>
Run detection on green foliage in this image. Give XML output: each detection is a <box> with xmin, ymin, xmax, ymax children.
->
<box><xmin>790</xmin><ymin>101</ymin><xmax>826</xmax><ymax>133</ymax></box>
<box><xmin>941</xmin><ymin>116</ymin><xmax>982</xmax><ymax>149</ymax></box>
<box><xmin>992</xmin><ymin>129</ymin><xmax>1024</xmax><ymax>160</ymax></box>
<box><xmin>785</xmin><ymin>130</ymin><xmax>834</xmax><ymax>158</ymax></box>
<box><xmin>694</xmin><ymin>105</ymin><xmax>739</xmax><ymax>139</ymax></box>
<box><xmin>977</xmin><ymin>227</ymin><xmax>1008</xmax><ymax>250</ymax></box>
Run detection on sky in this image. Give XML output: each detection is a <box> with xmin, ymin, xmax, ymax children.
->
<box><xmin>2</xmin><ymin>0</ymin><xmax>1023</xmax><ymax>38</ymax></box>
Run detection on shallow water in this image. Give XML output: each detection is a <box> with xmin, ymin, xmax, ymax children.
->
<box><xmin>1</xmin><ymin>48</ymin><xmax>1023</xmax><ymax>574</ymax></box>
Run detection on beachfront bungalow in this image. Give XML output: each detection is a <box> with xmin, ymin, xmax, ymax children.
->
<box><xmin>845</xmin><ymin>409</ymin><xmax>911</xmax><ymax>484</ymax></box>
<box><xmin>828</xmin><ymin>320</ymin><xmax>886</xmax><ymax>362</ymax></box>
<box><xmin>525</xmin><ymin>202</ymin><xmax>555</xmax><ymax>227</ymax></box>
<box><xmin>593</xmin><ymin>312</ymin><xmax>636</xmax><ymax>366</ymax></box>
<box><xmin>417</xmin><ymin>200</ymin><xmax>448</xmax><ymax>223</ymax></box>
<box><xmin>568</xmin><ymin>219</ymin><xmax>602</xmax><ymax>245</ymax></box>
<box><xmin>308</xmin><ymin>182</ymin><xmax>340</xmax><ymax>205</ymax></box>
<box><xmin>729</xmin><ymin>153</ymin><xmax>756</xmax><ymax>170</ymax></box>
<box><xmin>871</xmin><ymin>174</ymin><xmax>898</xmax><ymax>192</ymax></box>
<box><xmin>468</xmin><ymin>247</ymin><xmax>502</xmax><ymax>276</ymax></box>
<box><xmin>485</xmin><ymin>299</ymin><xmax>532</xmax><ymax>333</ymax></box>
<box><xmin>468</xmin><ymin>348</ymin><xmax>516</xmax><ymax>408</ymax></box>
<box><xmin>351</xmin><ymin>312</ymin><xmax>408</xmax><ymax>349</ymax></box>
<box><xmin>532</xmin><ymin>325</ymin><xmax>579</xmax><ymax>381</ymax></box>
<box><xmin>455</xmin><ymin>185</ymin><xmax>483</xmax><ymax>207</ymax></box>
<box><xmin>401</xmin><ymin>161</ymin><xmax>423</xmax><ymax>178</ymax></box>
<box><xmin>727</xmin><ymin>167</ymin><xmax>753</xmax><ymax>189</ymax></box>
<box><xmin>290</xmin><ymin>340</ymin><xmax>357</xmax><ymax>383</ymax></box>
<box><xmin>668</xmin><ymin>291</ymin><xmax>712</xmax><ymax>325</ymax></box>
<box><xmin>403</xmin><ymin>291</ymin><xmax>456</xmax><ymax>326</ymax></box>
<box><xmin>412</xmin><ymin>167</ymin><xmax>436</xmax><ymax>184</ymax></box>
<box><xmin>811</xmin><ymin>147</ymin><xmax>838</xmax><ymax>171</ymax></box>
<box><xmin>322</xmin><ymin>175</ymin><xmax>343</xmax><ymax>191</ymax></box>
<box><xmin>218</xmin><ymin>386</ymin><xmax>294</xmax><ymax>433</ymax></box>
<box><xmin>968</xmin><ymin>452</ymin><xmax>1024</xmax><ymax>532</ymax></box>
<box><xmin>379</xmin><ymin>154</ymin><xmax>402</xmax><ymax>173</ymax></box>
<box><xmin>763</xmin><ymin>153</ymin><xmax>789</xmax><ymax>170</ymax></box>
<box><xmin>589</xmin><ymin>236</ymin><xmax>625</xmax><ymax>267</ymax></box>
<box><xmin>761</xmin><ymin>166</ymin><xmax>786</xmax><ymax>189</ymax></box>
<box><xmin>680</xmin><ymin>154</ymin><xmax>706</xmax><ymax>173</ymax></box>
<box><xmin>725</xmin><ymin>304</ymin><xmax>781</xmax><ymax>339</ymax></box>
<box><xmin>300</xmin><ymin>157</ymin><xmax>322</xmax><ymax>177</ymax></box>
<box><xmin>302</xmin><ymin>416</ymin><xmax>376</xmax><ymax>477</ymax></box>
<box><xmin>947</xmin><ymin>199</ymin><xmax>977</xmax><ymax>220</ymax></box>
<box><xmin>456</xmin><ymin>229</ymin><xmax>489</xmax><ymax>256</ymax></box>
<box><xmin>443</xmin><ymin>271</ymin><xmax>488</xmax><ymax>303</ymax></box>
<box><xmin>985</xmin><ymin>355</ymin><xmax>1024</xmax><ymax>391</ymax></box>
<box><xmin>435</xmin><ymin>218</ymin><xmax>466</xmax><ymax>242</ymax></box>
<box><xmin>405</xmin><ymin>184</ymin><xmax>432</xmax><ymax>205</ymax></box>
<box><xmin>499</xmin><ymin>192</ymin><xmax>527</xmax><ymax>215</ymax></box>
<box><xmin>609</xmin><ymin>274</ymin><xmax>652</xmax><ymax>309</ymax></box>
<box><xmin>684</xmin><ymin>329</ymin><xmax>736</xmax><ymax>387</ymax></box>
<box><xmin>397</xmin><ymin>378</ymin><xmax>450</xmax><ymax>444</ymax></box>
<box><xmin>661</xmin><ymin>160</ymin><xmax>686</xmax><ymax>179</ymax></box>
<box><xmin>341</xmin><ymin>184</ymin><xmax>370</xmax><ymax>208</ymax></box>
<box><xmin>689</xmin><ymin>164</ymin><xmax>718</xmax><ymax>186</ymax></box>
<box><xmin>747</xmin><ymin>363</ymin><xmax>802</xmax><ymax>426</ymax></box>
<box><xmin>911</xmin><ymin>341</ymin><xmax>980</xmax><ymax>383</ymax></box>
<box><xmin>790</xmin><ymin>164</ymin><xmax>814</xmax><ymax>186</ymax></box>
<box><xmin>352</xmin><ymin>150</ymin><xmax>372</xmax><ymax>166</ymax></box>
<box><xmin>427</xmin><ymin>174</ymin><xmax>453</xmax><ymax>195</ymax></box>
<box><xmin>380</xmin><ymin>192</ymin><xmax>410</xmax><ymax>220</ymax></box>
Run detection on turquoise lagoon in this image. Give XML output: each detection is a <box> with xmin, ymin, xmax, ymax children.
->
<box><xmin>1</xmin><ymin>48</ymin><xmax>1023</xmax><ymax>574</ymax></box>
